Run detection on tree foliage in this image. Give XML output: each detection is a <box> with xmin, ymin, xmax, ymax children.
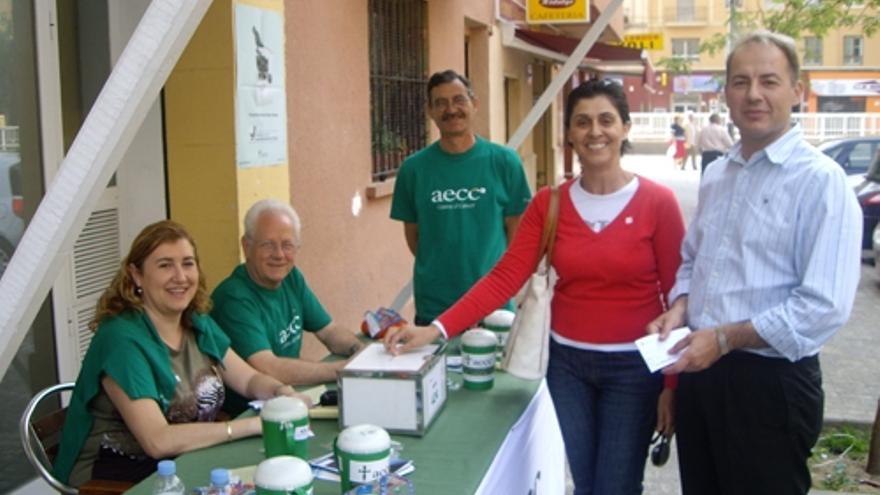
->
<box><xmin>656</xmin><ymin>0</ymin><xmax>880</xmax><ymax>74</ymax></box>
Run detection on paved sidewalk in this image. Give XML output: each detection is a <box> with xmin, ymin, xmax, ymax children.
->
<box><xmin>563</xmin><ymin>154</ymin><xmax>880</xmax><ymax>495</ymax></box>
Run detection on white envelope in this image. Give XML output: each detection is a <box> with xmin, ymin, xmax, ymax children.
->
<box><xmin>635</xmin><ymin>327</ymin><xmax>691</xmax><ymax>373</ymax></box>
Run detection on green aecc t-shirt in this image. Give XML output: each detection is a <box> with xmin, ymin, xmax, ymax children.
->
<box><xmin>390</xmin><ymin>136</ymin><xmax>531</xmax><ymax>321</ymax></box>
<box><xmin>211</xmin><ymin>264</ymin><xmax>332</xmax><ymax>414</ymax></box>
<box><xmin>211</xmin><ymin>264</ymin><xmax>332</xmax><ymax>361</ymax></box>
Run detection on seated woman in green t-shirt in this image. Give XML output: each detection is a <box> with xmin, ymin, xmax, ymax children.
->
<box><xmin>53</xmin><ymin>220</ymin><xmax>313</xmax><ymax>487</ymax></box>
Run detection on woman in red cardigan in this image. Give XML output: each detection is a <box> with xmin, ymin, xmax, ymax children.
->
<box><xmin>386</xmin><ymin>78</ymin><xmax>685</xmax><ymax>494</ymax></box>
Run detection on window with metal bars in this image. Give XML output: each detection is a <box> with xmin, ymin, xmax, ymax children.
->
<box><xmin>369</xmin><ymin>0</ymin><xmax>427</xmax><ymax>182</ymax></box>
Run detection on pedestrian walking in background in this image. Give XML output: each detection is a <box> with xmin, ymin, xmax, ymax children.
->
<box><xmin>697</xmin><ymin>113</ymin><xmax>734</xmax><ymax>176</ymax></box>
<box><xmin>684</xmin><ymin>112</ymin><xmax>699</xmax><ymax>170</ymax></box>
<box><xmin>670</xmin><ymin>115</ymin><xmax>687</xmax><ymax>169</ymax></box>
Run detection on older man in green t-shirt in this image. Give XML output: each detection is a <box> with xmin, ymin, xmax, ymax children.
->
<box><xmin>391</xmin><ymin>70</ymin><xmax>532</xmax><ymax>325</ymax></box>
<box><xmin>212</xmin><ymin>200</ymin><xmax>362</xmax><ymax>412</ymax></box>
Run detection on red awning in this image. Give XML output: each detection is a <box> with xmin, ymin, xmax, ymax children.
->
<box><xmin>514</xmin><ymin>28</ymin><xmax>643</xmax><ymax>63</ymax></box>
<box><xmin>511</xmin><ymin>28</ymin><xmax>654</xmax><ymax>86</ymax></box>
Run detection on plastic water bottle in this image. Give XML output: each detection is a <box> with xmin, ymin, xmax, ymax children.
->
<box><xmin>207</xmin><ymin>468</ymin><xmax>230</xmax><ymax>494</ymax></box>
<box><xmin>152</xmin><ymin>460</ymin><xmax>185</xmax><ymax>495</ymax></box>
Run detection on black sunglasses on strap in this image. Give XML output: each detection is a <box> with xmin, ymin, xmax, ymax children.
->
<box><xmin>650</xmin><ymin>432</ymin><xmax>671</xmax><ymax>467</ymax></box>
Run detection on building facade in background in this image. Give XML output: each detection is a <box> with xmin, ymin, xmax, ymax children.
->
<box><xmin>621</xmin><ymin>0</ymin><xmax>880</xmax><ymax>113</ymax></box>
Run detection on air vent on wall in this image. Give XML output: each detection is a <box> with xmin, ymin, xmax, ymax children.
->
<box><xmin>72</xmin><ymin>208</ymin><xmax>120</xmax><ymax>300</ymax></box>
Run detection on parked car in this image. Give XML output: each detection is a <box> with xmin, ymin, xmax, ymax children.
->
<box><xmin>0</xmin><ymin>152</ymin><xmax>25</xmax><ymax>278</ymax></box>
<box><xmin>854</xmin><ymin>151</ymin><xmax>880</xmax><ymax>260</ymax></box>
<box><xmin>818</xmin><ymin>136</ymin><xmax>880</xmax><ymax>178</ymax></box>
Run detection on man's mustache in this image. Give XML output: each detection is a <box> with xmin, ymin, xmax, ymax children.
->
<box><xmin>442</xmin><ymin>112</ymin><xmax>465</xmax><ymax>121</ymax></box>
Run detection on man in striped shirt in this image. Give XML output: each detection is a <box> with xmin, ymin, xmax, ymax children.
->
<box><xmin>649</xmin><ymin>31</ymin><xmax>862</xmax><ymax>495</ymax></box>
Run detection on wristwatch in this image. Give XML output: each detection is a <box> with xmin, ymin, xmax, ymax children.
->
<box><xmin>715</xmin><ymin>327</ymin><xmax>730</xmax><ymax>356</ymax></box>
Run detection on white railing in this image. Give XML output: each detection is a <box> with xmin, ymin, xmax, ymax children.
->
<box><xmin>794</xmin><ymin>113</ymin><xmax>880</xmax><ymax>141</ymax></box>
<box><xmin>0</xmin><ymin>126</ymin><xmax>19</xmax><ymax>151</ymax></box>
<box><xmin>630</xmin><ymin>112</ymin><xmax>880</xmax><ymax>143</ymax></box>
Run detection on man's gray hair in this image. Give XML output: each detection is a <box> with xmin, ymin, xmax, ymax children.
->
<box><xmin>726</xmin><ymin>30</ymin><xmax>800</xmax><ymax>84</ymax></box>
<box><xmin>243</xmin><ymin>199</ymin><xmax>302</xmax><ymax>241</ymax></box>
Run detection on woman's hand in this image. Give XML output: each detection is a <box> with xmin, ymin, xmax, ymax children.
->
<box><xmin>383</xmin><ymin>325</ymin><xmax>442</xmax><ymax>355</ymax></box>
<box><xmin>273</xmin><ymin>384</ymin><xmax>314</xmax><ymax>408</ymax></box>
<box><xmin>656</xmin><ymin>387</ymin><xmax>675</xmax><ymax>437</ymax></box>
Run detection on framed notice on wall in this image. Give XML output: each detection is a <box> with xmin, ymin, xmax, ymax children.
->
<box><xmin>234</xmin><ymin>3</ymin><xmax>287</xmax><ymax>168</ymax></box>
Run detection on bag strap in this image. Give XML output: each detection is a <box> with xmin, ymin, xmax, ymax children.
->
<box><xmin>537</xmin><ymin>186</ymin><xmax>560</xmax><ymax>264</ymax></box>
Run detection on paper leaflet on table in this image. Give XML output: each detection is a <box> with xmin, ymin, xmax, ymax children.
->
<box><xmin>634</xmin><ymin>327</ymin><xmax>691</xmax><ymax>373</ymax></box>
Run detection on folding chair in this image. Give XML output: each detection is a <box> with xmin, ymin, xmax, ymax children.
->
<box><xmin>19</xmin><ymin>382</ymin><xmax>132</xmax><ymax>494</ymax></box>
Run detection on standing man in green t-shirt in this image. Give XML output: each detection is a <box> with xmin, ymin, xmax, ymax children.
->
<box><xmin>390</xmin><ymin>70</ymin><xmax>532</xmax><ymax>326</ymax></box>
<box><xmin>212</xmin><ymin>200</ymin><xmax>362</xmax><ymax>411</ymax></box>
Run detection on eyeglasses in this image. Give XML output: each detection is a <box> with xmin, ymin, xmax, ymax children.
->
<box><xmin>254</xmin><ymin>240</ymin><xmax>299</xmax><ymax>255</ymax></box>
<box><xmin>430</xmin><ymin>95</ymin><xmax>471</xmax><ymax>110</ymax></box>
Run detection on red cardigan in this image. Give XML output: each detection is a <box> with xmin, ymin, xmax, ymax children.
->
<box><xmin>438</xmin><ymin>177</ymin><xmax>685</xmax><ymax>345</ymax></box>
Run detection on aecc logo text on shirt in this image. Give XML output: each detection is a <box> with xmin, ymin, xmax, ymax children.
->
<box><xmin>431</xmin><ymin>187</ymin><xmax>487</xmax><ymax>210</ymax></box>
<box><xmin>277</xmin><ymin>314</ymin><xmax>302</xmax><ymax>348</ymax></box>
